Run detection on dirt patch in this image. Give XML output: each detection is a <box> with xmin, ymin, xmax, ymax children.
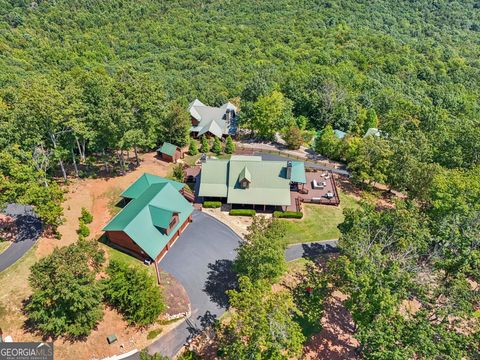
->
<box><xmin>202</xmin><ymin>208</ymin><xmax>271</xmax><ymax>238</ymax></box>
<box><xmin>304</xmin><ymin>290</ymin><xmax>359</xmax><ymax>360</ymax></box>
<box><xmin>159</xmin><ymin>271</ymin><xmax>190</xmax><ymax>318</ymax></box>
<box><xmin>1</xmin><ymin>152</ymin><xmax>179</xmax><ymax>359</ymax></box>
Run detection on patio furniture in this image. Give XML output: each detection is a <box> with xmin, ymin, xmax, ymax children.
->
<box><xmin>311</xmin><ymin>197</ymin><xmax>322</xmax><ymax>202</ymax></box>
<box><xmin>324</xmin><ymin>192</ymin><xmax>334</xmax><ymax>199</ymax></box>
<box><xmin>312</xmin><ymin>179</ymin><xmax>324</xmax><ymax>189</ymax></box>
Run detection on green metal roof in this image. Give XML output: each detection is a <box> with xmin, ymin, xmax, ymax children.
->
<box><xmin>238</xmin><ymin>166</ymin><xmax>251</xmax><ymax>183</ymax></box>
<box><xmin>148</xmin><ymin>205</ymin><xmax>175</xmax><ymax>230</ymax></box>
<box><xmin>157</xmin><ymin>142</ymin><xmax>178</xmax><ymax>157</ymax></box>
<box><xmin>334</xmin><ymin>129</ymin><xmax>347</xmax><ymax>139</ymax></box>
<box><xmin>120</xmin><ymin>173</ymin><xmax>184</xmax><ymax>199</ymax></box>
<box><xmin>290</xmin><ymin>161</ymin><xmax>306</xmax><ymax>184</ymax></box>
<box><xmin>199</xmin><ymin>156</ymin><xmax>306</xmax><ymax>206</ymax></box>
<box><xmin>103</xmin><ymin>180</ymin><xmax>193</xmax><ymax>259</ymax></box>
<box><xmin>198</xmin><ymin>160</ymin><xmax>229</xmax><ymax>198</ymax></box>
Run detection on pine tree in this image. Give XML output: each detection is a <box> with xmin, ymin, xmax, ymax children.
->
<box><xmin>200</xmin><ymin>136</ymin><xmax>209</xmax><ymax>153</ymax></box>
<box><xmin>211</xmin><ymin>137</ymin><xmax>222</xmax><ymax>155</ymax></box>
<box><xmin>188</xmin><ymin>138</ymin><xmax>198</xmax><ymax>156</ymax></box>
<box><xmin>225</xmin><ymin>136</ymin><xmax>235</xmax><ymax>154</ymax></box>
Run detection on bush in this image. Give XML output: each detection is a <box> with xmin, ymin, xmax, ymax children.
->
<box><xmin>103</xmin><ymin>260</ymin><xmax>165</xmax><ymax>326</ymax></box>
<box><xmin>229</xmin><ymin>209</ymin><xmax>256</xmax><ymax>216</ymax></box>
<box><xmin>203</xmin><ymin>201</ymin><xmax>222</xmax><ymax>208</ymax></box>
<box><xmin>147</xmin><ymin>328</ymin><xmax>162</xmax><ymax>340</ymax></box>
<box><xmin>80</xmin><ymin>207</ymin><xmax>93</xmax><ymax>224</ymax></box>
<box><xmin>172</xmin><ymin>163</ymin><xmax>184</xmax><ymax>181</ymax></box>
<box><xmin>77</xmin><ymin>221</ymin><xmax>90</xmax><ymax>238</ymax></box>
<box><xmin>273</xmin><ymin>211</ymin><xmax>303</xmax><ymax>219</ymax></box>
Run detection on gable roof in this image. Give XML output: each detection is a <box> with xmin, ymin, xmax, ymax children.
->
<box><xmin>364</xmin><ymin>128</ymin><xmax>381</xmax><ymax>138</ymax></box>
<box><xmin>157</xmin><ymin>142</ymin><xmax>179</xmax><ymax>157</ymax></box>
<box><xmin>120</xmin><ymin>173</ymin><xmax>184</xmax><ymax>200</ymax></box>
<box><xmin>103</xmin><ymin>179</ymin><xmax>193</xmax><ymax>259</ymax></box>
<box><xmin>199</xmin><ymin>156</ymin><xmax>306</xmax><ymax>206</ymax></box>
<box><xmin>188</xmin><ymin>99</ymin><xmax>238</xmax><ymax>138</ymax></box>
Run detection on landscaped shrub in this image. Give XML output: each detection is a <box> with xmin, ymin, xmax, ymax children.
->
<box><xmin>203</xmin><ymin>201</ymin><xmax>222</xmax><ymax>208</ymax></box>
<box><xmin>77</xmin><ymin>222</ymin><xmax>90</xmax><ymax>238</ymax></box>
<box><xmin>80</xmin><ymin>207</ymin><xmax>93</xmax><ymax>224</ymax></box>
<box><xmin>273</xmin><ymin>211</ymin><xmax>303</xmax><ymax>219</ymax></box>
<box><xmin>229</xmin><ymin>209</ymin><xmax>256</xmax><ymax>216</ymax></box>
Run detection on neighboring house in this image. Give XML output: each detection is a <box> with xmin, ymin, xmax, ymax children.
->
<box><xmin>188</xmin><ymin>99</ymin><xmax>238</xmax><ymax>139</ymax></box>
<box><xmin>157</xmin><ymin>142</ymin><xmax>183</xmax><ymax>163</ymax></box>
<box><xmin>103</xmin><ymin>173</ymin><xmax>193</xmax><ymax>266</ymax></box>
<box><xmin>198</xmin><ymin>155</ymin><xmax>306</xmax><ymax>210</ymax></box>
<box><xmin>364</xmin><ymin>127</ymin><xmax>382</xmax><ymax>138</ymax></box>
<box><xmin>333</xmin><ymin>129</ymin><xmax>347</xmax><ymax>140</ymax></box>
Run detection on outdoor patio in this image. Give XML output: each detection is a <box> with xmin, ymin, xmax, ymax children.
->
<box><xmin>288</xmin><ymin>171</ymin><xmax>340</xmax><ymax>211</ymax></box>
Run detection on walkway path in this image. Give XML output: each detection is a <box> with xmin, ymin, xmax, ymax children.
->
<box><xmin>0</xmin><ymin>204</ymin><xmax>42</xmax><ymax>273</ymax></box>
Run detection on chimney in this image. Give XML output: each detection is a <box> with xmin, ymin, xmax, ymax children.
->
<box><xmin>286</xmin><ymin>161</ymin><xmax>292</xmax><ymax>179</ymax></box>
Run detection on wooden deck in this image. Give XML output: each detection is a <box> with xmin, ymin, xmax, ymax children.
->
<box><xmin>287</xmin><ymin>171</ymin><xmax>340</xmax><ymax>211</ymax></box>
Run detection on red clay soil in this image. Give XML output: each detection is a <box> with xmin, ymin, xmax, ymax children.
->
<box><xmin>304</xmin><ymin>290</ymin><xmax>359</xmax><ymax>360</ymax></box>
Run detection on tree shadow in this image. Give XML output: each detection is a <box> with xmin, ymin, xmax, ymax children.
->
<box><xmin>301</xmin><ymin>242</ymin><xmax>339</xmax><ymax>260</ymax></box>
<box><xmin>15</xmin><ymin>214</ymin><xmax>43</xmax><ymax>243</ymax></box>
<box><xmin>203</xmin><ymin>259</ymin><xmax>238</xmax><ymax>309</ymax></box>
<box><xmin>185</xmin><ymin>310</ymin><xmax>218</xmax><ymax>342</ymax></box>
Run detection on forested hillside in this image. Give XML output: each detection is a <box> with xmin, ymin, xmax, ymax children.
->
<box><xmin>1</xmin><ymin>0</ymin><xmax>479</xmax><ymax>218</ymax></box>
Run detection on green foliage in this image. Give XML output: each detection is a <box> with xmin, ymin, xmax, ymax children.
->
<box><xmin>218</xmin><ymin>276</ymin><xmax>305</xmax><ymax>360</ymax></box>
<box><xmin>77</xmin><ymin>222</ymin><xmax>90</xmax><ymax>239</ymax></box>
<box><xmin>234</xmin><ymin>217</ymin><xmax>287</xmax><ymax>283</ymax></box>
<box><xmin>161</xmin><ymin>103</ymin><xmax>190</xmax><ymax>147</ymax></box>
<box><xmin>177</xmin><ymin>350</ymin><xmax>202</xmax><ymax>360</ymax></box>
<box><xmin>244</xmin><ymin>90</ymin><xmax>293</xmax><ymax>140</ymax></box>
<box><xmin>224</xmin><ymin>136</ymin><xmax>235</xmax><ymax>154</ymax></box>
<box><xmin>203</xmin><ymin>201</ymin><xmax>222</xmax><ymax>208</ymax></box>
<box><xmin>188</xmin><ymin>138</ymin><xmax>198</xmax><ymax>156</ymax></box>
<box><xmin>25</xmin><ymin>241</ymin><xmax>105</xmax><ymax>338</ymax></box>
<box><xmin>293</xmin><ymin>262</ymin><xmax>330</xmax><ymax>337</ymax></box>
<box><xmin>283</xmin><ymin>126</ymin><xmax>304</xmax><ymax>150</ymax></box>
<box><xmin>228</xmin><ymin>209</ymin><xmax>256</xmax><ymax>216</ymax></box>
<box><xmin>363</xmin><ymin>108</ymin><xmax>379</xmax><ymax>134</ymax></box>
<box><xmin>103</xmin><ymin>260</ymin><xmax>165</xmax><ymax>326</ymax></box>
<box><xmin>172</xmin><ymin>163</ymin><xmax>184</xmax><ymax>182</ymax></box>
<box><xmin>273</xmin><ymin>210</ymin><xmax>303</xmax><ymax>219</ymax></box>
<box><xmin>200</xmin><ymin>136</ymin><xmax>209</xmax><ymax>153</ymax></box>
<box><xmin>0</xmin><ymin>146</ymin><xmax>64</xmax><ymax>228</ymax></box>
<box><xmin>314</xmin><ymin>125</ymin><xmax>340</xmax><ymax>159</ymax></box>
<box><xmin>80</xmin><ymin>208</ymin><xmax>93</xmax><ymax>224</ymax></box>
<box><xmin>139</xmin><ymin>350</ymin><xmax>169</xmax><ymax>360</ymax></box>
<box><xmin>146</xmin><ymin>328</ymin><xmax>162</xmax><ymax>340</ymax></box>
<box><xmin>211</xmin><ymin>137</ymin><xmax>222</xmax><ymax>155</ymax></box>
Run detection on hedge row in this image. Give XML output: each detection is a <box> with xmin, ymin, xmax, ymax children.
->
<box><xmin>203</xmin><ymin>201</ymin><xmax>222</xmax><ymax>208</ymax></box>
<box><xmin>229</xmin><ymin>209</ymin><xmax>257</xmax><ymax>216</ymax></box>
<box><xmin>273</xmin><ymin>211</ymin><xmax>304</xmax><ymax>219</ymax></box>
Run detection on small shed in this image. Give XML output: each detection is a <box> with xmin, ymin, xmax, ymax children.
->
<box><xmin>157</xmin><ymin>142</ymin><xmax>183</xmax><ymax>163</ymax></box>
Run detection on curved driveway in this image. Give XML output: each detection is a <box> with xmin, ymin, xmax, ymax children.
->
<box><xmin>148</xmin><ymin>211</ymin><xmax>241</xmax><ymax>357</ymax></box>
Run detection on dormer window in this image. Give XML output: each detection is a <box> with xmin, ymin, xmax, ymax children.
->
<box><xmin>238</xmin><ymin>166</ymin><xmax>251</xmax><ymax>189</ymax></box>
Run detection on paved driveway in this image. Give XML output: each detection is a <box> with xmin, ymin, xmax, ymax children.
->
<box><xmin>148</xmin><ymin>210</ymin><xmax>241</xmax><ymax>357</ymax></box>
<box><xmin>0</xmin><ymin>205</ymin><xmax>42</xmax><ymax>273</ymax></box>
<box><xmin>255</xmin><ymin>152</ymin><xmax>350</xmax><ymax>176</ymax></box>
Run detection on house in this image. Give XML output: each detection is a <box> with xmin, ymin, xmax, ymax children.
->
<box><xmin>157</xmin><ymin>142</ymin><xmax>183</xmax><ymax>163</ymax></box>
<box><xmin>188</xmin><ymin>99</ymin><xmax>237</xmax><ymax>139</ymax></box>
<box><xmin>364</xmin><ymin>127</ymin><xmax>382</xmax><ymax>138</ymax></box>
<box><xmin>103</xmin><ymin>173</ymin><xmax>193</xmax><ymax>265</ymax></box>
<box><xmin>333</xmin><ymin>129</ymin><xmax>347</xmax><ymax>140</ymax></box>
<box><xmin>198</xmin><ymin>155</ymin><xmax>306</xmax><ymax>210</ymax></box>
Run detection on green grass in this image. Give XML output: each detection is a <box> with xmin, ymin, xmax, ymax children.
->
<box><xmin>0</xmin><ymin>241</ymin><xmax>10</xmax><ymax>255</ymax></box>
<box><xmin>105</xmin><ymin>245</ymin><xmax>156</xmax><ymax>278</ymax></box>
<box><xmin>281</xmin><ymin>190</ymin><xmax>359</xmax><ymax>245</ymax></box>
<box><xmin>147</xmin><ymin>328</ymin><xmax>162</xmax><ymax>340</ymax></box>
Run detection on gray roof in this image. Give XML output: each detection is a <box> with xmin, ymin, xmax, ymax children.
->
<box><xmin>188</xmin><ymin>99</ymin><xmax>238</xmax><ymax>138</ymax></box>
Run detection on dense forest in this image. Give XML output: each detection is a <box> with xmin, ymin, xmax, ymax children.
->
<box><xmin>0</xmin><ymin>1</ymin><xmax>479</xmax><ymax>358</ymax></box>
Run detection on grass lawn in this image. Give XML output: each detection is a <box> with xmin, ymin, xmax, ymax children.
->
<box><xmin>0</xmin><ymin>241</ymin><xmax>10</xmax><ymax>255</ymax></box>
<box><xmin>281</xmin><ymin>190</ymin><xmax>359</xmax><ymax>245</ymax></box>
<box><xmin>104</xmin><ymin>186</ymin><xmax>123</xmax><ymax>216</ymax></box>
<box><xmin>104</xmin><ymin>243</ymin><xmax>157</xmax><ymax>278</ymax></box>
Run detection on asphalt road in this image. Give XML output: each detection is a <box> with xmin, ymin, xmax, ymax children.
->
<box><xmin>255</xmin><ymin>152</ymin><xmax>350</xmax><ymax>176</ymax></box>
<box><xmin>0</xmin><ymin>205</ymin><xmax>42</xmax><ymax>273</ymax></box>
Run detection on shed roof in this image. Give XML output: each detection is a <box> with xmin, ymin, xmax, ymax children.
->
<box><xmin>157</xmin><ymin>142</ymin><xmax>179</xmax><ymax>157</ymax></box>
<box><xmin>290</xmin><ymin>161</ymin><xmax>306</xmax><ymax>184</ymax></box>
<box><xmin>334</xmin><ymin>129</ymin><xmax>347</xmax><ymax>139</ymax></box>
<box><xmin>120</xmin><ymin>173</ymin><xmax>184</xmax><ymax>200</ymax></box>
<box><xmin>198</xmin><ymin>160</ymin><xmax>229</xmax><ymax>198</ymax></box>
<box><xmin>103</xmin><ymin>180</ymin><xmax>193</xmax><ymax>259</ymax></box>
